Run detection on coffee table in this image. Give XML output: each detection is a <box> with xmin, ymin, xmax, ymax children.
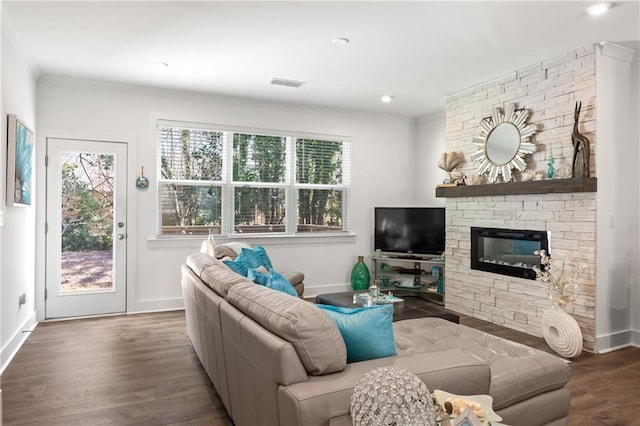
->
<box><xmin>315</xmin><ymin>290</ymin><xmax>459</xmax><ymax>323</ymax></box>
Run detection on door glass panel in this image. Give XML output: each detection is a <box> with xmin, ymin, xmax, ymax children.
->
<box><xmin>59</xmin><ymin>152</ymin><xmax>114</xmax><ymax>293</ymax></box>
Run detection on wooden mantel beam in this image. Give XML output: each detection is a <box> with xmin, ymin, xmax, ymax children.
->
<box><xmin>435</xmin><ymin>177</ymin><xmax>597</xmax><ymax>198</ymax></box>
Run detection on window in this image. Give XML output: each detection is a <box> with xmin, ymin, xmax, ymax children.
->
<box><xmin>157</xmin><ymin>121</ymin><xmax>350</xmax><ymax>236</ymax></box>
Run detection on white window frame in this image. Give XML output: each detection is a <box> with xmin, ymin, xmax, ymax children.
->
<box><xmin>156</xmin><ymin>120</ymin><xmax>351</xmax><ymax>238</ymax></box>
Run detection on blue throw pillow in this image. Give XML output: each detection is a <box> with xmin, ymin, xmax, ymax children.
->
<box><xmin>317</xmin><ymin>304</ymin><xmax>396</xmax><ymax>363</ymax></box>
<box><xmin>223</xmin><ymin>251</ymin><xmax>250</xmax><ymax>276</ymax></box>
<box><xmin>265</xmin><ymin>269</ymin><xmax>298</xmax><ymax>297</ymax></box>
<box><xmin>241</xmin><ymin>246</ymin><xmax>273</xmax><ymax>270</ymax></box>
<box><xmin>248</xmin><ymin>268</ymin><xmax>298</xmax><ymax>297</ymax></box>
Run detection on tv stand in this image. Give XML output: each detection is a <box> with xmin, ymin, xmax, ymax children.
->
<box><xmin>397</xmin><ymin>255</ymin><xmax>421</xmax><ymax>260</ymax></box>
<box><xmin>371</xmin><ymin>253</ymin><xmax>445</xmax><ymax>305</ymax></box>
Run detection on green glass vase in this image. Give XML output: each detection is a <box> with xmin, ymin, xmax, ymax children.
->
<box><xmin>350</xmin><ymin>256</ymin><xmax>370</xmax><ymax>291</ymax></box>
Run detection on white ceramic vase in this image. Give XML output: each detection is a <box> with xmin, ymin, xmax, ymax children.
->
<box><xmin>541</xmin><ymin>306</ymin><xmax>583</xmax><ymax>358</ymax></box>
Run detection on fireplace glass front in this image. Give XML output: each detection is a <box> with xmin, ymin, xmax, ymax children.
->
<box><xmin>471</xmin><ymin>227</ymin><xmax>549</xmax><ymax>280</ymax></box>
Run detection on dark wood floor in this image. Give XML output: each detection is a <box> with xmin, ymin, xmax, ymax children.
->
<box><xmin>2</xmin><ymin>310</ymin><xmax>639</xmax><ymax>425</ymax></box>
<box><xmin>1</xmin><ymin>311</ymin><xmax>232</xmax><ymax>425</ymax></box>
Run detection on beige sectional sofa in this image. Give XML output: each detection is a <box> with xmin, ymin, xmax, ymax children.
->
<box><xmin>181</xmin><ymin>252</ymin><xmax>571</xmax><ymax>426</ymax></box>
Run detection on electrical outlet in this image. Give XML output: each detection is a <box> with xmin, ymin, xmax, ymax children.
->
<box><xmin>19</xmin><ymin>293</ymin><xmax>26</xmax><ymax>305</ymax></box>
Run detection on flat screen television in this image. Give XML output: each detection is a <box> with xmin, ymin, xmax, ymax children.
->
<box><xmin>374</xmin><ymin>207</ymin><xmax>445</xmax><ymax>256</ymax></box>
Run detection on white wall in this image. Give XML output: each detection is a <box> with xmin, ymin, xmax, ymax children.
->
<box><xmin>0</xmin><ymin>2</ymin><xmax>3</xmax><ymax>380</ymax></box>
<box><xmin>35</xmin><ymin>77</ymin><xmax>416</xmax><ymax>313</ymax></box>
<box><xmin>0</xmin><ymin>1</ymin><xmax>3</xmax><ymax>385</ymax></box>
<box><xmin>1</xmin><ymin>21</ymin><xmax>38</xmax><ymax>369</ymax></box>
<box><xmin>595</xmin><ymin>42</ymin><xmax>639</xmax><ymax>352</ymax></box>
<box><xmin>415</xmin><ymin>111</ymin><xmax>446</xmax><ymax>206</ymax></box>
<box><xmin>634</xmin><ymin>53</ymin><xmax>640</xmax><ymax>346</ymax></box>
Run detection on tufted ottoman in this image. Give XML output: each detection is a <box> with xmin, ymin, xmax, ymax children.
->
<box><xmin>393</xmin><ymin>317</ymin><xmax>571</xmax><ymax>425</ymax></box>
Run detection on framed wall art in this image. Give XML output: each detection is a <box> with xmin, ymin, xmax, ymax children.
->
<box><xmin>7</xmin><ymin>114</ymin><xmax>34</xmax><ymax>206</ymax></box>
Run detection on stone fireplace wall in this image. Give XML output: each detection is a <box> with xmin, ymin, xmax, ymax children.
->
<box><xmin>445</xmin><ymin>194</ymin><xmax>596</xmax><ymax>352</ymax></box>
<box><xmin>447</xmin><ymin>44</ymin><xmax>596</xmax><ymax>180</ymax></box>
<box><xmin>444</xmin><ymin>45</ymin><xmax>597</xmax><ymax>352</ymax></box>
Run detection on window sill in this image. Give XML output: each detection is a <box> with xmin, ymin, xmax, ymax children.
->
<box><xmin>146</xmin><ymin>232</ymin><xmax>357</xmax><ymax>249</ymax></box>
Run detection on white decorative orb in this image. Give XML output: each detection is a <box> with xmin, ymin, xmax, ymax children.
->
<box><xmin>350</xmin><ymin>366</ymin><xmax>436</xmax><ymax>426</ymax></box>
<box><xmin>541</xmin><ymin>307</ymin><xmax>583</xmax><ymax>358</ymax></box>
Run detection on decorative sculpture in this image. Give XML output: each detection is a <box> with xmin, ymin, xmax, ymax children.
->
<box><xmin>437</xmin><ymin>151</ymin><xmax>465</xmax><ymax>184</ymax></box>
<box><xmin>533</xmin><ymin>250</ymin><xmax>583</xmax><ymax>358</ymax></box>
<box><xmin>547</xmin><ymin>149</ymin><xmax>555</xmax><ymax>179</ymax></box>
<box><xmin>571</xmin><ymin>102</ymin><xmax>590</xmax><ymax>178</ymax></box>
<box><xmin>350</xmin><ymin>366</ymin><xmax>436</xmax><ymax>426</ymax></box>
<box><xmin>541</xmin><ymin>307</ymin><xmax>583</xmax><ymax>358</ymax></box>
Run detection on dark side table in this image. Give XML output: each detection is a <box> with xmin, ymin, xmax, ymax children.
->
<box><xmin>315</xmin><ymin>290</ymin><xmax>459</xmax><ymax>323</ymax></box>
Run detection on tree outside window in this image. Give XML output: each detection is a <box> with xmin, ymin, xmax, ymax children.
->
<box><xmin>296</xmin><ymin>139</ymin><xmax>344</xmax><ymax>232</ymax></box>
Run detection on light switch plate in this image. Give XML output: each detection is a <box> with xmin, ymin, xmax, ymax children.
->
<box><xmin>0</xmin><ymin>210</ymin><xmax>4</xmax><ymax>226</ymax></box>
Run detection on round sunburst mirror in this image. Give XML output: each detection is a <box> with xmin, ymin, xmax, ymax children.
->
<box><xmin>470</xmin><ymin>104</ymin><xmax>537</xmax><ymax>183</ymax></box>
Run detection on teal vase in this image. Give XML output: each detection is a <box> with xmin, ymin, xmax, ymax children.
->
<box><xmin>350</xmin><ymin>256</ymin><xmax>370</xmax><ymax>291</ymax></box>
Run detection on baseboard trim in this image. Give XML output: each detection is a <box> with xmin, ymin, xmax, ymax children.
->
<box><xmin>129</xmin><ymin>297</ymin><xmax>185</xmax><ymax>313</ymax></box>
<box><xmin>1</xmin><ymin>310</ymin><xmax>38</xmax><ymax>374</ymax></box>
<box><xmin>596</xmin><ymin>329</ymin><xmax>637</xmax><ymax>354</ymax></box>
<box><xmin>632</xmin><ymin>329</ymin><xmax>640</xmax><ymax>347</ymax></box>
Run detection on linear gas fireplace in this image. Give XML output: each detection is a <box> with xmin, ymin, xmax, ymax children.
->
<box><xmin>471</xmin><ymin>227</ymin><xmax>549</xmax><ymax>280</ymax></box>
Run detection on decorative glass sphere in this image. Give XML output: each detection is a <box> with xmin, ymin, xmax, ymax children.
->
<box><xmin>350</xmin><ymin>366</ymin><xmax>436</xmax><ymax>426</ymax></box>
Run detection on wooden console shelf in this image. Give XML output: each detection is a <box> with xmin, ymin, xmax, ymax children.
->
<box><xmin>436</xmin><ymin>177</ymin><xmax>597</xmax><ymax>198</ymax></box>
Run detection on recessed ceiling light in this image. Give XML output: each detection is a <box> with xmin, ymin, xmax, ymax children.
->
<box><xmin>152</xmin><ymin>61</ymin><xmax>169</xmax><ymax>72</ymax></box>
<box><xmin>381</xmin><ymin>95</ymin><xmax>394</xmax><ymax>103</ymax></box>
<box><xmin>332</xmin><ymin>37</ymin><xmax>350</xmax><ymax>46</ymax></box>
<box><xmin>587</xmin><ymin>3</ymin><xmax>612</xmax><ymax>15</ymax></box>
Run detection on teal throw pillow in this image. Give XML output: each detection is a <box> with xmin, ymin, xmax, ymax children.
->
<box><xmin>317</xmin><ymin>304</ymin><xmax>396</xmax><ymax>363</ymax></box>
<box><xmin>247</xmin><ymin>268</ymin><xmax>298</xmax><ymax>297</ymax></box>
<box><xmin>223</xmin><ymin>251</ymin><xmax>250</xmax><ymax>276</ymax></box>
<box><xmin>265</xmin><ymin>270</ymin><xmax>298</xmax><ymax>297</ymax></box>
<box><xmin>241</xmin><ymin>246</ymin><xmax>273</xmax><ymax>270</ymax></box>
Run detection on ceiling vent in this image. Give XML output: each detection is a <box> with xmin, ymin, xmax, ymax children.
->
<box><xmin>270</xmin><ymin>78</ymin><xmax>306</xmax><ymax>88</ymax></box>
